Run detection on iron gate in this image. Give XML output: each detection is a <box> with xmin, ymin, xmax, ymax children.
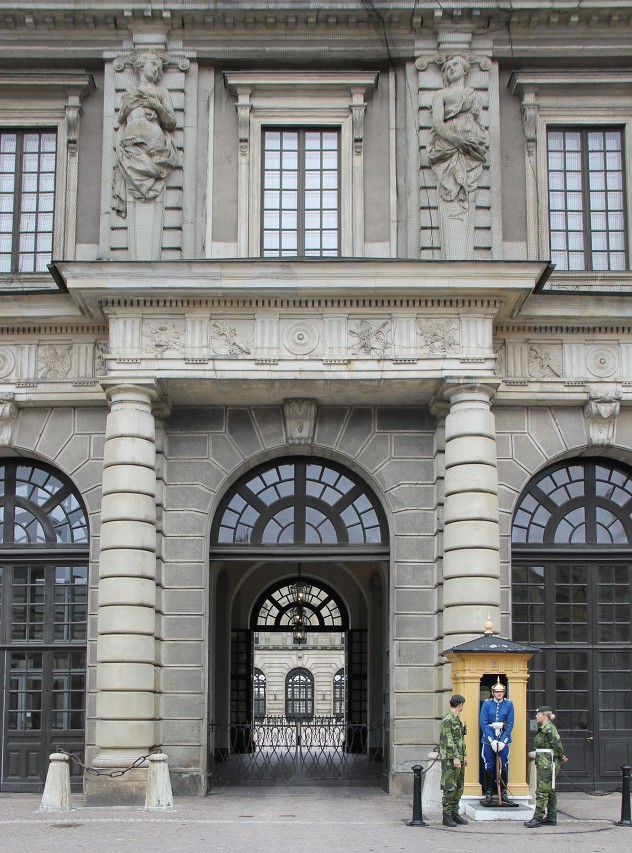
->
<box><xmin>208</xmin><ymin>718</ymin><xmax>384</xmax><ymax>787</ymax></box>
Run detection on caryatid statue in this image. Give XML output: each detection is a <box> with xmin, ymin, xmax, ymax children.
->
<box><xmin>112</xmin><ymin>51</ymin><xmax>180</xmax><ymax>260</ymax></box>
<box><xmin>427</xmin><ymin>54</ymin><xmax>488</xmax><ymax>260</ymax></box>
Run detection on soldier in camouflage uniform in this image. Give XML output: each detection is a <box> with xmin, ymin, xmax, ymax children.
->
<box><xmin>439</xmin><ymin>694</ymin><xmax>468</xmax><ymax>827</ymax></box>
<box><xmin>524</xmin><ymin>706</ymin><xmax>568</xmax><ymax>828</ymax></box>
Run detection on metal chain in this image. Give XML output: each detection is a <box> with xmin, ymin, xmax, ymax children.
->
<box><xmin>54</xmin><ymin>746</ymin><xmax>163</xmax><ymax>777</ymax></box>
<box><xmin>558</xmin><ymin>765</ymin><xmax>622</xmax><ymax>797</ymax></box>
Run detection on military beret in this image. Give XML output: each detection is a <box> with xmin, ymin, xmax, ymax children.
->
<box><xmin>536</xmin><ymin>706</ymin><xmax>554</xmax><ymax>714</ymax></box>
<box><xmin>450</xmin><ymin>694</ymin><xmax>466</xmax><ymax>705</ymax></box>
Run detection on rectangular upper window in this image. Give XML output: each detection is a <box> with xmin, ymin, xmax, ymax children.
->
<box><xmin>547</xmin><ymin>127</ymin><xmax>627</xmax><ymax>271</ymax></box>
<box><xmin>0</xmin><ymin>130</ymin><xmax>57</xmax><ymax>274</ymax></box>
<box><xmin>262</xmin><ymin>128</ymin><xmax>340</xmax><ymax>258</ymax></box>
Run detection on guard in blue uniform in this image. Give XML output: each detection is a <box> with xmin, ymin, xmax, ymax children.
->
<box><xmin>480</xmin><ymin>680</ymin><xmax>514</xmax><ymax>803</ymax></box>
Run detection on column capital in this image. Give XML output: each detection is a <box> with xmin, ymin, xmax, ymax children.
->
<box><xmin>102</xmin><ymin>382</ymin><xmax>159</xmax><ymax>408</ymax></box>
<box><xmin>441</xmin><ymin>377</ymin><xmax>501</xmax><ymax>404</ymax></box>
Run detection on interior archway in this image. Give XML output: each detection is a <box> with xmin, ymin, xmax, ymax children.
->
<box><xmin>208</xmin><ymin>456</ymin><xmax>389</xmax><ymax>788</ymax></box>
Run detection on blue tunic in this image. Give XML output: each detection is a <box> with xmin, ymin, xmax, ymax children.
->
<box><xmin>480</xmin><ymin>697</ymin><xmax>514</xmax><ymax>770</ymax></box>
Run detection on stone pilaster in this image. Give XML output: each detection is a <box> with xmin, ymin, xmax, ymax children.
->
<box><xmin>442</xmin><ymin>379</ymin><xmax>501</xmax><ymax>649</ymax></box>
<box><xmin>88</xmin><ymin>383</ymin><xmax>158</xmax><ymax>804</ymax></box>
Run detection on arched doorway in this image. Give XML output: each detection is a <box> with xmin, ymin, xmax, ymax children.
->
<box><xmin>208</xmin><ymin>457</ymin><xmax>389</xmax><ymax>787</ymax></box>
<box><xmin>0</xmin><ymin>460</ymin><xmax>89</xmax><ymax>791</ymax></box>
<box><xmin>511</xmin><ymin>458</ymin><xmax>632</xmax><ymax>789</ymax></box>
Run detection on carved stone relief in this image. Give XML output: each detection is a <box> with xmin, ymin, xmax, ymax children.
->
<box><xmin>349</xmin><ymin>320</ymin><xmax>391</xmax><ymax>358</ymax></box>
<box><xmin>417</xmin><ymin>319</ymin><xmax>459</xmax><ymax>355</ymax></box>
<box><xmin>39</xmin><ymin>345</ymin><xmax>73</xmax><ymax>379</ymax></box>
<box><xmin>142</xmin><ymin>320</ymin><xmax>186</xmax><ymax>356</ymax></box>
<box><xmin>95</xmin><ymin>342</ymin><xmax>109</xmax><ymax>377</ymax></box>
<box><xmin>211</xmin><ymin>321</ymin><xmax>253</xmax><ymax>356</ymax></box>
<box><xmin>527</xmin><ymin>345</ymin><xmax>562</xmax><ymax>379</ymax></box>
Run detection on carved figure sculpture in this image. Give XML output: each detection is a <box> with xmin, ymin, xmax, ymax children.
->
<box><xmin>112</xmin><ymin>52</ymin><xmax>180</xmax><ymax>259</ymax></box>
<box><xmin>427</xmin><ymin>55</ymin><xmax>488</xmax><ymax>260</ymax></box>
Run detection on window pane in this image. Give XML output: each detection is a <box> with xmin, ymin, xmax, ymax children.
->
<box><xmin>261</xmin><ymin>128</ymin><xmax>339</xmax><ymax>258</ymax></box>
<box><xmin>548</xmin><ymin>127</ymin><xmax>626</xmax><ymax>271</ymax></box>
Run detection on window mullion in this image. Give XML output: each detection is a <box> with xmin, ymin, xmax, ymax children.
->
<box><xmin>11</xmin><ymin>131</ymin><xmax>24</xmax><ymax>274</ymax></box>
<box><xmin>298</xmin><ymin>130</ymin><xmax>306</xmax><ymax>257</ymax></box>
<box><xmin>580</xmin><ymin>129</ymin><xmax>593</xmax><ymax>271</ymax></box>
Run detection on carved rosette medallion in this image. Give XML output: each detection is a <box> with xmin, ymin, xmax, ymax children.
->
<box><xmin>587</xmin><ymin>346</ymin><xmax>618</xmax><ymax>379</ymax></box>
<box><xmin>282</xmin><ymin>322</ymin><xmax>319</xmax><ymax>356</ymax></box>
<box><xmin>0</xmin><ymin>347</ymin><xmax>15</xmax><ymax>379</ymax></box>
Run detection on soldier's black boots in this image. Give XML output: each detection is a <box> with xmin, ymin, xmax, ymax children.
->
<box><xmin>452</xmin><ymin>813</ymin><xmax>469</xmax><ymax>825</ymax></box>
<box><xmin>524</xmin><ymin>816</ymin><xmax>544</xmax><ymax>827</ymax></box>
<box><xmin>483</xmin><ymin>770</ymin><xmax>494</xmax><ymax>804</ymax></box>
<box><xmin>443</xmin><ymin>814</ymin><xmax>458</xmax><ymax>827</ymax></box>
<box><xmin>542</xmin><ymin>816</ymin><xmax>557</xmax><ymax>825</ymax></box>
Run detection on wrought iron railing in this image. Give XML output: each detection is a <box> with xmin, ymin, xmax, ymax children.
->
<box><xmin>208</xmin><ymin>717</ymin><xmax>384</xmax><ymax>787</ymax></box>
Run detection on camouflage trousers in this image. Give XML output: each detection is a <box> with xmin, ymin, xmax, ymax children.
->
<box><xmin>441</xmin><ymin>761</ymin><xmax>465</xmax><ymax>814</ymax></box>
<box><xmin>534</xmin><ymin>762</ymin><xmax>558</xmax><ymax>819</ymax></box>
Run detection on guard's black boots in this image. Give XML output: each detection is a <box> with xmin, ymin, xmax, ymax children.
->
<box><xmin>452</xmin><ymin>813</ymin><xmax>469</xmax><ymax>825</ymax></box>
<box><xmin>443</xmin><ymin>813</ymin><xmax>458</xmax><ymax>827</ymax></box>
<box><xmin>524</xmin><ymin>816</ymin><xmax>544</xmax><ymax>827</ymax></box>
<box><xmin>483</xmin><ymin>771</ymin><xmax>494</xmax><ymax>804</ymax></box>
<box><xmin>542</xmin><ymin>815</ymin><xmax>557</xmax><ymax>825</ymax></box>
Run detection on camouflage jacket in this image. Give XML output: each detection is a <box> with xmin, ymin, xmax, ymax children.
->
<box><xmin>534</xmin><ymin>720</ymin><xmax>565</xmax><ymax>766</ymax></box>
<box><xmin>439</xmin><ymin>710</ymin><xmax>466</xmax><ymax>762</ymax></box>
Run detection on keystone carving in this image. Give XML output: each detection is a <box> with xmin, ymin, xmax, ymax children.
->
<box><xmin>283</xmin><ymin>398</ymin><xmax>318</xmax><ymax>446</ymax></box>
<box><xmin>584</xmin><ymin>387</ymin><xmax>621</xmax><ymax>447</ymax></box>
<box><xmin>0</xmin><ymin>393</ymin><xmax>18</xmax><ymax>447</ymax></box>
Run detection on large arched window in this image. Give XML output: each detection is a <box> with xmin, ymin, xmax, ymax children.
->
<box><xmin>211</xmin><ymin>458</ymin><xmax>388</xmax><ymax>551</ymax></box>
<box><xmin>286</xmin><ymin>668</ymin><xmax>314</xmax><ymax>720</ymax></box>
<box><xmin>511</xmin><ymin>459</ymin><xmax>632</xmax><ymax>789</ymax></box>
<box><xmin>0</xmin><ymin>460</ymin><xmax>89</xmax><ymax>791</ymax></box>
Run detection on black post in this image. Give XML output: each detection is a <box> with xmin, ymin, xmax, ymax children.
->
<box><xmin>407</xmin><ymin>764</ymin><xmax>428</xmax><ymax>827</ymax></box>
<box><xmin>617</xmin><ymin>765</ymin><xmax>632</xmax><ymax>827</ymax></box>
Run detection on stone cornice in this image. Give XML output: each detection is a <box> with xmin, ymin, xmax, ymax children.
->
<box><xmin>51</xmin><ymin>259</ymin><xmax>550</xmax><ymax>322</ymax></box>
<box><xmin>1</xmin><ymin>3</ymin><xmax>632</xmax><ymax>54</ymax></box>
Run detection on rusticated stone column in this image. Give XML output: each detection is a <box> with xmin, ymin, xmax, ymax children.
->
<box><xmin>442</xmin><ymin>379</ymin><xmax>501</xmax><ymax>649</ymax></box>
<box><xmin>87</xmin><ymin>383</ymin><xmax>158</xmax><ymax>804</ymax></box>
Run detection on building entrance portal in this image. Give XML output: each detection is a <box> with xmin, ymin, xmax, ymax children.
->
<box><xmin>208</xmin><ymin>457</ymin><xmax>389</xmax><ymax>788</ymax></box>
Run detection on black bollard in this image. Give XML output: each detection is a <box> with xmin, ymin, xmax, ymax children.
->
<box><xmin>617</xmin><ymin>765</ymin><xmax>632</xmax><ymax>827</ymax></box>
<box><xmin>407</xmin><ymin>764</ymin><xmax>428</xmax><ymax>827</ymax></box>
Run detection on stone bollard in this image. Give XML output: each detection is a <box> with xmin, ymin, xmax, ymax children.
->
<box><xmin>145</xmin><ymin>752</ymin><xmax>174</xmax><ymax>810</ymax></box>
<box><xmin>39</xmin><ymin>752</ymin><xmax>72</xmax><ymax>812</ymax></box>
<box><xmin>422</xmin><ymin>751</ymin><xmax>442</xmax><ymax>814</ymax></box>
<box><xmin>528</xmin><ymin>751</ymin><xmax>536</xmax><ymax>802</ymax></box>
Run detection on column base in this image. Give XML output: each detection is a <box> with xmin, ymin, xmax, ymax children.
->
<box><xmin>83</xmin><ymin>754</ymin><xmax>150</xmax><ymax>806</ymax></box>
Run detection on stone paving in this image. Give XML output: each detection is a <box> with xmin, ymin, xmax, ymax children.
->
<box><xmin>0</xmin><ymin>788</ymin><xmax>629</xmax><ymax>853</ymax></box>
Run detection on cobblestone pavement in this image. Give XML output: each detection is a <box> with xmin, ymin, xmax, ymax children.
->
<box><xmin>0</xmin><ymin>789</ymin><xmax>628</xmax><ymax>853</ymax></box>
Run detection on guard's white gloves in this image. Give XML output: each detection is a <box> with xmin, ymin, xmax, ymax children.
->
<box><xmin>497</xmin><ymin>741</ymin><xmax>506</xmax><ymax>751</ymax></box>
<box><xmin>491</xmin><ymin>740</ymin><xmax>499</xmax><ymax>753</ymax></box>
